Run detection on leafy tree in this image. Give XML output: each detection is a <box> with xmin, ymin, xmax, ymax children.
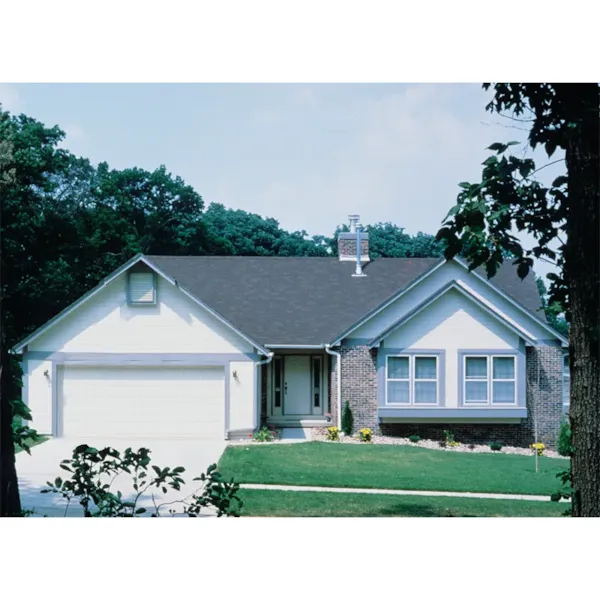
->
<box><xmin>536</xmin><ymin>276</ymin><xmax>569</xmax><ymax>338</ymax></box>
<box><xmin>202</xmin><ymin>203</ymin><xmax>329</xmax><ymax>256</ymax></box>
<box><xmin>436</xmin><ymin>83</ymin><xmax>599</xmax><ymax>517</ymax></box>
<box><xmin>42</xmin><ymin>444</ymin><xmax>243</xmax><ymax>517</ymax></box>
<box><xmin>328</xmin><ymin>222</ymin><xmax>444</xmax><ymax>258</ymax></box>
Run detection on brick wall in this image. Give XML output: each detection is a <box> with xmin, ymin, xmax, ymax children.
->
<box><xmin>338</xmin><ymin>238</ymin><xmax>370</xmax><ymax>260</ymax></box>
<box><xmin>337</xmin><ymin>343</ymin><xmax>563</xmax><ymax>448</ymax></box>
<box><xmin>338</xmin><ymin>344</ymin><xmax>380</xmax><ymax>434</ymax></box>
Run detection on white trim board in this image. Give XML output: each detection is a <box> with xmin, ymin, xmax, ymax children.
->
<box><xmin>368</xmin><ymin>279</ymin><xmax>538</xmax><ymax>348</ymax></box>
<box><xmin>332</xmin><ymin>257</ymin><xmax>566</xmax><ymax>347</ymax></box>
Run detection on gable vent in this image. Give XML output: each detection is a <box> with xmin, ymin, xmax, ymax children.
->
<box><xmin>128</xmin><ymin>272</ymin><xmax>156</xmax><ymax>304</ymax></box>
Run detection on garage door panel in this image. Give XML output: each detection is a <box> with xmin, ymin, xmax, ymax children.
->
<box><xmin>59</xmin><ymin>366</ymin><xmax>225</xmax><ymax>440</ymax></box>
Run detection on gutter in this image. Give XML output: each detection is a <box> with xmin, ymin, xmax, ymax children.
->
<box><xmin>324</xmin><ymin>344</ymin><xmax>342</xmax><ymax>430</ymax></box>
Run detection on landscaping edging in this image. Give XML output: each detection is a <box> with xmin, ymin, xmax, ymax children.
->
<box><xmin>228</xmin><ymin>431</ymin><xmax>562</xmax><ymax>459</ymax></box>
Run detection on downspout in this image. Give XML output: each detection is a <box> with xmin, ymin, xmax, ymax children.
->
<box><xmin>254</xmin><ymin>352</ymin><xmax>274</xmax><ymax>429</ymax></box>
<box><xmin>325</xmin><ymin>344</ymin><xmax>342</xmax><ymax>430</ymax></box>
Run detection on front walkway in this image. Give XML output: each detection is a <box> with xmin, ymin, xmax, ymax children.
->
<box><xmin>240</xmin><ymin>483</ymin><xmax>562</xmax><ymax>502</ymax></box>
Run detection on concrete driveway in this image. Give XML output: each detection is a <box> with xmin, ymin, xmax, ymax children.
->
<box><xmin>17</xmin><ymin>437</ymin><xmax>226</xmax><ymax>517</ymax></box>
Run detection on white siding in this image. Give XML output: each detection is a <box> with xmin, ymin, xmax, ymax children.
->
<box><xmin>27</xmin><ymin>360</ymin><xmax>53</xmax><ymax>434</ymax></box>
<box><xmin>385</xmin><ymin>289</ymin><xmax>520</xmax><ymax>408</ymax></box>
<box><xmin>228</xmin><ymin>361</ymin><xmax>256</xmax><ymax>432</ymax></box>
<box><xmin>29</xmin><ymin>273</ymin><xmax>253</xmax><ymax>354</ymax></box>
<box><xmin>351</xmin><ymin>260</ymin><xmax>551</xmax><ymax>342</ymax></box>
<box><xmin>59</xmin><ymin>365</ymin><xmax>225</xmax><ymax>439</ymax></box>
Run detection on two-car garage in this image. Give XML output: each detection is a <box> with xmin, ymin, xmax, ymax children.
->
<box><xmin>57</xmin><ymin>365</ymin><xmax>226</xmax><ymax>441</ymax></box>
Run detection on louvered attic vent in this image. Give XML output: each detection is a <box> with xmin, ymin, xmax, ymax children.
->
<box><xmin>128</xmin><ymin>272</ymin><xmax>156</xmax><ymax>305</ymax></box>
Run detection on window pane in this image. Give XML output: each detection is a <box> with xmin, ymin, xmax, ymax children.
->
<box><xmin>313</xmin><ymin>358</ymin><xmax>321</xmax><ymax>408</ymax></box>
<box><xmin>388</xmin><ymin>357</ymin><xmax>409</xmax><ymax>379</ymax></box>
<box><xmin>415</xmin><ymin>381</ymin><xmax>437</xmax><ymax>404</ymax></box>
<box><xmin>493</xmin><ymin>357</ymin><xmax>515</xmax><ymax>380</ymax></box>
<box><xmin>415</xmin><ymin>357</ymin><xmax>437</xmax><ymax>380</ymax></box>
<box><xmin>493</xmin><ymin>381</ymin><xmax>515</xmax><ymax>404</ymax></box>
<box><xmin>387</xmin><ymin>381</ymin><xmax>410</xmax><ymax>403</ymax></box>
<box><xmin>563</xmin><ymin>354</ymin><xmax>570</xmax><ymax>374</ymax></box>
<box><xmin>465</xmin><ymin>357</ymin><xmax>487</xmax><ymax>379</ymax></box>
<box><xmin>465</xmin><ymin>381</ymin><xmax>487</xmax><ymax>403</ymax></box>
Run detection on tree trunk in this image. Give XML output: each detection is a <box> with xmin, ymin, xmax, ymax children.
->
<box><xmin>564</xmin><ymin>84</ymin><xmax>600</xmax><ymax>517</ymax></box>
<box><xmin>0</xmin><ymin>364</ymin><xmax>22</xmax><ymax>517</ymax></box>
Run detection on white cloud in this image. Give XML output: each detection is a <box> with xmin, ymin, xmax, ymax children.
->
<box><xmin>0</xmin><ymin>83</ymin><xmax>21</xmax><ymax>113</ymax></box>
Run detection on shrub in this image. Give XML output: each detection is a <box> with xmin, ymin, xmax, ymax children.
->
<box><xmin>359</xmin><ymin>428</ymin><xmax>373</xmax><ymax>443</ymax></box>
<box><xmin>41</xmin><ymin>444</ymin><xmax>243</xmax><ymax>517</ymax></box>
<box><xmin>467</xmin><ymin>444</ymin><xmax>476</xmax><ymax>451</ymax></box>
<box><xmin>438</xmin><ymin>440</ymin><xmax>447</xmax><ymax>448</ymax></box>
<box><xmin>408</xmin><ymin>435</ymin><xmax>421</xmax><ymax>444</ymax></box>
<box><xmin>489</xmin><ymin>441</ymin><xmax>503</xmax><ymax>452</ymax></box>
<box><xmin>253</xmin><ymin>426</ymin><xmax>278</xmax><ymax>443</ymax></box>
<box><xmin>530</xmin><ymin>442</ymin><xmax>545</xmax><ymax>456</ymax></box>
<box><xmin>443</xmin><ymin>429</ymin><xmax>459</xmax><ymax>447</ymax></box>
<box><xmin>557</xmin><ymin>420</ymin><xmax>573</xmax><ymax>457</ymax></box>
<box><xmin>326</xmin><ymin>426</ymin><xmax>340</xmax><ymax>442</ymax></box>
<box><xmin>342</xmin><ymin>403</ymin><xmax>354</xmax><ymax>436</ymax></box>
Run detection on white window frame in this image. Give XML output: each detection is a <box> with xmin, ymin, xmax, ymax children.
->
<box><xmin>386</xmin><ymin>355</ymin><xmax>439</xmax><ymax>406</ymax></box>
<box><xmin>462</xmin><ymin>354</ymin><xmax>517</xmax><ymax>406</ymax></box>
<box><xmin>128</xmin><ymin>272</ymin><xmax>157</xmax><ymax>305</ymax></box>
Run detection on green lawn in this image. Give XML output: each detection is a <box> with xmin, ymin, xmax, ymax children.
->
<box><xmin>219</xmin><ymin>442</ymin><xmax>568</xmax><ymax>496</ymax></box>
<box><xmin>238</xmin><ymin>489</ymin><xmax>566</xmax><ymax>517</ymax></box>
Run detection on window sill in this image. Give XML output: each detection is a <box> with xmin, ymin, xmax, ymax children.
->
<box><xmin>378</xmin><ymin>407</ymin><xmax>527</xmax><ymax>420</ymax></box>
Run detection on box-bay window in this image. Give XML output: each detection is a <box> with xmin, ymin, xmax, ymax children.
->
<box><xmin>387</xmin><ymin>355</ymin><xmax>439</xmax><ymax>405</ymax></box>
<box><xmin>463</xmin><ymin>355</ymin><xmax>516</xmax><ymax>406</ymax></box>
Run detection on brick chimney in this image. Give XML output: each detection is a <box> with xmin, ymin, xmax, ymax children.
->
<box><xmin>338</xmin><ymin>214</ymin><xmax>370</xmax><ymax>263</ymax></box>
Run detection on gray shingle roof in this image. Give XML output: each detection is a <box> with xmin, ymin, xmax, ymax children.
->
<box><xmin>145</xmin><ymin>255</ymin><xmax>546</xmax><ymax>346</ymax></box>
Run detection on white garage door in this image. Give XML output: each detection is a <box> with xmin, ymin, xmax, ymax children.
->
<box><xmin>59</xmin><ymin>365</ymin><xmax>225</xmax><ymax>440</ymax></box>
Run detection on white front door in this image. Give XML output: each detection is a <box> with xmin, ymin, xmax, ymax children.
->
<box><xmin>284</xmin><ymin>356</ymin><xmax>311</xmax><ymax>415</ymax></box>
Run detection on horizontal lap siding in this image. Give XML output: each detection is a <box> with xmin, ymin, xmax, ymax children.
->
<box><xmin>28</xmin><ymin>273</ymin><xmax>253</xmax><ymax>354</ymax></box>
<box><xmin>384</xmin><ymin>289</ymin><xmax>520</xmax><ymax>408</ymax></box>
<box><xmin>351</xmin><ymin>261</ymin><xmax>550</xmax><ymax>341</ymax></box>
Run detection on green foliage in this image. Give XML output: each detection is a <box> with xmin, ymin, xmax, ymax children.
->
<box><xmin>341</xmin><ymin>402</ymin><xmax>354</xmax><ymax>436</ymax></box>
<box><xmin>489</xmin><ymin>441</ymin><xmax>503</xmax><ymax>452</ymax></box>
<box><xmin>253</xmin><ymin>426</ymin><xmax>278</xmax><ymax>443</ymax></box>
<box><xmin>329</xmin><ymin>221</ymin><xmax>444</xmax><ymax>259</ymax></box>
<box><xmin>41</xmin><ymin>444</ymin><xmax>242</xmax><ymax>517</ymax></box>
<box><xmin>408</xmin><ymin>435</ymin><xmax>421</xmax><ymax>444</ymax></box>
<box><xmin>557</xmin><ymin>420</ymin><xmax>573</xmax><ymax>458</ymax></box>
<box><xmin>551</xmin><ymin>466</ymin><xmax>574</xmax><ymax>516</ymax></box>
<box><xmin>326</xmin><ymin>427</ymin><xmax>340</xmax><ymax>442</ymax></box>
<box><xmin>358</xmin><ymin>428</ymin><xmax>373</xmax><ymax>443</ymax></box>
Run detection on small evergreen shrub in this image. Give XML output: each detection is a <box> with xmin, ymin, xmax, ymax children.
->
<box><xmin>408</xmin><ymin>435</ymin><xmax>421</xmax><ymax>444</ymax></box>
<box><xmin>489</xmin><ymin>441</ymin><xmax>503</xmax><ymax>452</ymax></box>
<box><xmin>557</xmin><ymin>420</ymin><xmax>573</xmax><ymax>457</ymax></box>
<box><xmin>341</xmin><ymin>402</ymin><xmax>354</xmax><ymax>436</ymax></box>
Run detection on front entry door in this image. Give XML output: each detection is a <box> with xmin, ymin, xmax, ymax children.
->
<box><xmin>284</xmin><ymin>356</ymin><xmax>311</xmax><ymax>415</ymax></box>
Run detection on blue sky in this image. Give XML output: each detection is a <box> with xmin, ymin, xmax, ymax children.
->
<box><xmin>0</xmin><ymin>83</ymin><xmax>562</xmax><ymax>279</ymax></box>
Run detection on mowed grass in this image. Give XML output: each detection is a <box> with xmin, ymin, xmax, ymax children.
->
<box><xmin>238</xmin><ymin>489</ymin><xmax>566</xmax><ymax>517</ymax></box>
<box><xmin>219</xmin><ymin>442</ymin><xmax>568</xmax><ymax>496</ymax></box>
